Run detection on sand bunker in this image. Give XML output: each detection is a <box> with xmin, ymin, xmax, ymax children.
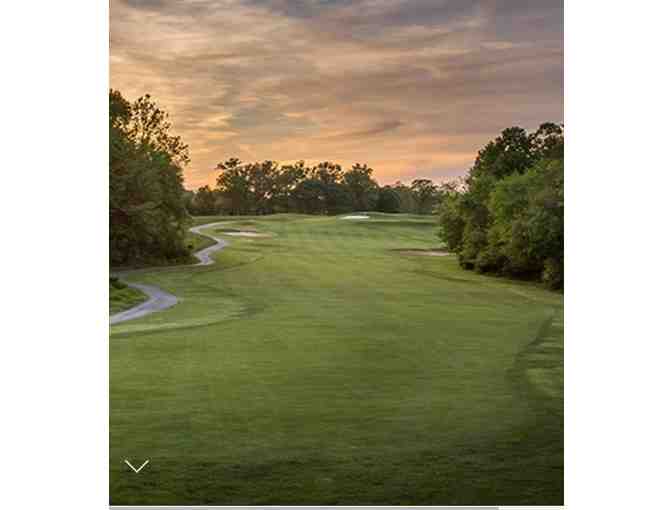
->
<box><xmin>397</xmin><ymin>249</ymin><xmax>453</xmax><ymax>257</ymax></box>
<box><xmin>341</xmin><ymin>215</ymin><xmax>370</xmax><ymax>220</ymax></box>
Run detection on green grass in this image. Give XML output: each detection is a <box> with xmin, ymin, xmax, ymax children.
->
<box><xmin>185</xmin><ymin>230</ymin><xmax>217</xmax><ymax>254</ymax></box>
<box><xmin>109</xmin><ymin>281</ymin><xmax>147</xmax><ymax>315</ymax></box>
<box><xmin>110</xmin><ymin>213</ymin><xmax>563</xmax><ymax>505</ymax></box>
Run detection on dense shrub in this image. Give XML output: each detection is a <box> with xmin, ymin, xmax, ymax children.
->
<box><xmin>109</xmin><ymin>277</ymin><xmax>126</xmax><ymax>290</ymax></box>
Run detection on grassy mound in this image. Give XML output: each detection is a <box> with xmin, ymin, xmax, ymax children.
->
<box><xmin>109</xmin><ymin>278</ymin><xmax>147</xmax><ymax>315</ymax></box>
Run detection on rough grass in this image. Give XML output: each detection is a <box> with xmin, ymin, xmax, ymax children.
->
<box><xmin>109</xmin><ymin>281</ymin><xmax>147</xmax><ymax>315</ymax></box>
<box><xmin>185</xmin><ymin>230</ymin><xmax>217</xmax><ymax>254</ymax></box>
<box><xmin>110</xmin><ymin>213</ymin><xmax>563</xmax><ymax>505</ymax></box>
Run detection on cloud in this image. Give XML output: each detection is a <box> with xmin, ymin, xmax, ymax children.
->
<box><xmin>321</xmin><ymin>120</ymin><xmax>403</xmax><ymax>140</ymax></box>
<box><xmin>111</xmin><ymin>0</ymin><xmax>563</xmax><ymax>187</ymax></box>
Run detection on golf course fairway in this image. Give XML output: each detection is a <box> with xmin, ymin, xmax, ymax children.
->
<box><xmin>110</xmin><ymin>213</ymin><xmax>563</xmax><ymax>505</ymax></box>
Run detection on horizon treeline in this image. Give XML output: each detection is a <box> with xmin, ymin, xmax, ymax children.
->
<box><xmin>438</xmin><ymin>123</ymin><xmax>564</xmax><ymax>289</ymax></box>
<box><xmin>186</xmin><ymin>160</ymin><xmax>444</xmax><ymax>217</ymax></box>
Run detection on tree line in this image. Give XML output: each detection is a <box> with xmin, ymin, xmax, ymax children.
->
<box><xmin>185</xmin><ymin>161</ymin><xmax>444</xmax><ymax>217</ymax></box>
<box><xmin>438</xmin><ymin>123</ymin><xmax>564</xmax><ymax>289</ymax></box>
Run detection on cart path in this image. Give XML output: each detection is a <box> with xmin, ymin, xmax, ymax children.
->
<box><xmin>110</xmin><ymin>222</ymin><xmax>230</xmax><ymax>325</ymax></box>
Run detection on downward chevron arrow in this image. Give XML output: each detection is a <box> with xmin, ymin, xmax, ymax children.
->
<box><xmin>124</xmin><ymin>459</ymin><xmax>149</xmax><ymax>473</ymax></box>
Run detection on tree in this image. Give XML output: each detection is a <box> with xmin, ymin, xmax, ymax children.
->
<box><xmin>215</xmin><ymin>158</ymin><xmax>252</xmax><ymax>215</ymax></box>
<box><xmin>532</xmin><ymin>122</ymin><xmax>564</xmax><ymax>160</ymax></box>
<box><xmin>437</xmin><ymin>188</ymin><xmax>465</xmax><ymax>251</ymax></box>
<box><xmin>376</xmin><ymin>186</ymin><xmax>401</xmax><ymax>213</ymax></box>
<box><xmin>323</xmin><ymin>182</ymin><xmax>352</xmax><ymax>215</ymax></box>
<box><xmin>291</xmin><ymin>179</ymin><xmax>327</xmax><ymax>214</ymax></box>
<box><xmin>392</xmin><ymin>181</ymin><xmax>418</xmax><ymax>213</ymax></box>
<box><xmin>211</xmin><ymin>158</ymin><xmax>440</xmax><ymax>217</ymax></box>
<box><xmin>411</xmin><ymin>179</ymin><xmax>439</xmax><ymax>214</ymax></box>
<box><xmin>110</xmin><ymin>89</ymin><xmax>191</xmax><ymax>266</ymax></box>
<box><xmin>486</xmin><ymin>158</ymin><xmax>563</xmax><ymax>285</ymax></box>
<box><xmin>452</xmin><ymin>174</ymin><xmax>495</xmax><ymax>269</ymax></box>
<box><xmin>247</xmin><ymin>160</ymin><xmax>279</xmax><ymax>214</ymax></box>
<box><xmin>308</xmin><ymin>161</ymin><xmax>343</xmax><ymax>185</ymax></box>
<box><xmin>274</xmin><ymin>161</ymin><xmax>307</xmax><ymax>212</ymax></box>
<box><xmin>437</xmin><ymin>122</ymin><xmax>564</xmax><ymax>288</ymax></box>
<box><xmin>343</xmin><ymin>163</ymin><xmax>379</xmax><ymax>211</ymax></box>
<box><xmin>126</xmin><ymin>93</ymin><xmax>190</xmax><ymax>168</ymax></box>
<box><xmin>190</xmin><ymin>185</ymin><xmax>218</xmax><ymax>215</ymax></box>
<box><xmin>470</xmin><ymin>126</ymin><xmax>535</xmax><ymax>180</ymax></box>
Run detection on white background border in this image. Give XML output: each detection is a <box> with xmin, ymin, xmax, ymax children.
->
<box><xmin>565</xmin><ymin>0</ymin><xmax>672</xmax><ymax>508</ymax></box>
<box><xmin>1</xmin><ymin>1</ymin><xmax>109</xmax><ymax>508</ymax></box>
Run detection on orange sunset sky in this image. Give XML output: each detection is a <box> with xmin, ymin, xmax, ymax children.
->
<box><xmin>110</xmin><ymin>0</ymin><xmax>563</xmax><ymax>189</ymax></box>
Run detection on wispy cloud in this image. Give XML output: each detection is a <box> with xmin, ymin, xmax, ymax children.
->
<box><xmin>111</xmin><ymin>0</ymin><xmax>563</xmax><ymax>187</ymax></box>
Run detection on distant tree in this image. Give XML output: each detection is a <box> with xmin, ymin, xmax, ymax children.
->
<box><xmin>392</xmin><ymin>181</ymin><xmax>418</xmax><ymax>213</ymax></box>
<box><xmin>212</xmin><ymin>157</ymin><xmax>450</xmax><ymax>217</ymax></box>
<box><xmin>324</xmin><ymin>182</ymin><xmax>353</xmax><ymax>215</ymax></box>
<box><xmin>183</xmin><ymin>189</ymin><xmax>196</xmax><ymax>213</ymax></box>
<box><xmin>190</xmin><ymin>185</ymin><xmax>218</xmax><ymax>215</ymax></box>
<box><xmin>291</xmin><ymin>179</ymin><xmax>326</xmax><ymax>214</ymax></box>
<box><xmin>214</xmin><ymin>194</ymin><xmax>233</xmax><ymax>215</ymax></box>
<box><xmin>308</xmin><ymin>161</ymin><xmax>343</xmax><ymax>185</ymax></box>
<box><xmin>343</xmin><ymin>163</ymin><xmax>379</xmax><ymax>211</ymax></box>
<box><xmin>376</xmin><ymin>186</ymin><xmax>401</xmax><ymax>213</ymax></box>
<box><xmin>274</xmin><ymin>161</ymin><xmax>307</xmax><ymax>212</ymax></box>
<box><xmin>215</xmin><ymin>158</ymin><xmax>252</xmax><ymax>215</ymax></box>
<box><xmin>247</xmin><ymin>160</ymin><xmax>279</xmax><ymax>214</ymax></box>
<box><xmin>411</xmin><ymin>179</ymin><xmax>439</xmax><ymax>214</ymax></box>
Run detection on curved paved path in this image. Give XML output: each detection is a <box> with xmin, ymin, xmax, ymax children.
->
<box><xmin>110</xmin><ymin>222</ymin><xmax>230</xmax><ymax>325</ymax></box>
<box><xmin>189</xmin><ymin>222</ymin><xmax>232</xmax><ymax>265</ymax></box>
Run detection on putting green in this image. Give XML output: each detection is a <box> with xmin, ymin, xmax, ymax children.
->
<box><xmin>110</xmin><ymin>213</ymin><xmax>563</xmax><ymax>505</ymax></box>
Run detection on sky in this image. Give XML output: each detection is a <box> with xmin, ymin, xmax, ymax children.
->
<box><xmin>110</xmin><ymin>0</ymin><xmax>563</xmax><ymax>189</ymax></box>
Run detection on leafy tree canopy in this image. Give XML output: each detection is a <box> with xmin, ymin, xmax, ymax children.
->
<box><xmin>438</xmin><ymin>123</ymin><xmax>564</xmax><ymax>288</ymax></box>
<box><xmin>110</xmin><ymin>89</ymin><xmax>190</xmax><ymax>266</ymax></box>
